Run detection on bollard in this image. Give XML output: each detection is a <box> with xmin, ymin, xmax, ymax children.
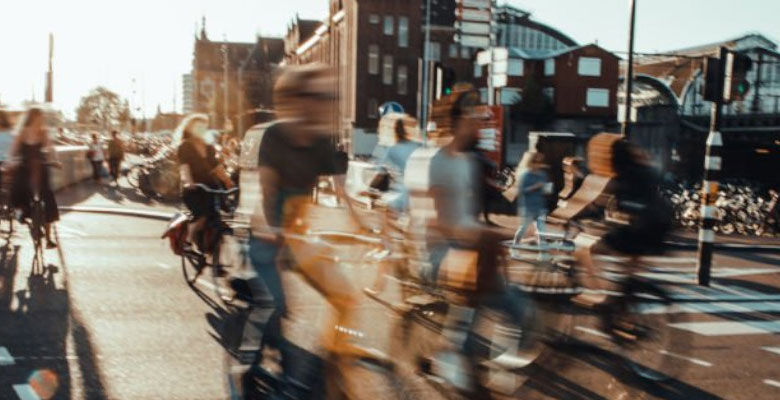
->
<box><xmin>696</xmin><ymin>131</ymin><xmax>722</xmax><ymax>286</ymax></box>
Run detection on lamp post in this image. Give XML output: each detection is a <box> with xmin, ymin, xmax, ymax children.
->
<box><xmin>622</xmin><ymin>0</ymin><xmax>637</xmax><ymax>138</ymax></box>
<box><xmin>420</xmin><ymin>0</ymin><xmax>432</xmax><ymax>144</ymax></box>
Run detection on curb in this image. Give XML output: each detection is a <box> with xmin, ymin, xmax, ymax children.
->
<box><xmin>58</xmin><ymin>206</ymin><xmax>174</xmax><ymax>221</ymax></box>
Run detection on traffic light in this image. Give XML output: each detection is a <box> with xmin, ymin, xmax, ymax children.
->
<box><xmin>701</xmin><ymin>57</ymin><xmax>720</xmax><ymax>102</ymax></box>
<box><xmin>723</xmin><ymin>51</ymin><xmax>752</xmax><ymax>103</ymax></box>
<box><xmin>433</xmin><ymin>64</ymin><xmax>457</xmax><ymax>100</ymax></box>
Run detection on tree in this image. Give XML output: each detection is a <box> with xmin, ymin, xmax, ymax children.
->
<box><xmin>76</xmin><ymin>86</ymin><xmax>130</xmax><ymax>130</ymax></box>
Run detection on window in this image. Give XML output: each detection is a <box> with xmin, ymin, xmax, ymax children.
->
<box><xmin>449</xmin><ymin>44</ymin><xmax>458</xmax><ymax>58</ymax></box>
<box><xmin>543</xmin><ymin>87</ymin><xmax>554</xmax><ymax>102</ymax></box>
<box><xmin>369</xmin><ymin>14</ymin><xmax>379</xmax><ymax>24</ymax></box>
<box><xmin>384</xmin><ymin>15</ymin><xmax>394</xmax><ymax>35</ymax></box>
<box><xmin>586</xmin><ymin>88</ymin><xmax>609</xmax><ymax>107</ymax></box>
<box><xmin>479</xmin><ymin>88</ymin><xmax>488</xmax><ymax>103</ymax></box>
<box><xmin>578</xmin><ymin>57</ymin><xmax>602</xmax><ymax>76</ymax></box>
<box><xmin>368</xmin><ymin>45</ymin><xmax>379</xmax><ymax>75</ymax></box>
<box><xmin>474</xmin><ymin>64</ymin><xmax>483</xmax><ymax>78</ymax></box>
<box><xmin>544</xmin><ymin>58</ymin><xmax>555</xmax><ymax>76</ymax></box>
<box><xmin>461</xmin><ymin>46</ymin><xmax>470</xmax><ymax>59</ymax></box>
<box><xmin>368</xmin><ymin>98</ymin><xmax>378</xmax><ymax>119</ymax></box>
<box><xmin>536</xmin><ymin>31</ymin><xmax>543</xmax><ymax>49</ymax></box>
<box><xmin>383</xmin><ymin>54</ymin><xmax>393</xmax><ymax>85</ymax></box>
<box><xmin>508</xmin><ymin>59</ymin><xmax>524</xmax><ymax>76</ymax></box>
<box><xmin>500</xmin><ymin>88</ymin><xmax>521</xmax><ymax>105</ymax></box>
<box><xmin>429</xmin><ymin>42</ymin><xmax>441</xmax><ymax>62</ymax></box>
<box><xmin>398</xmin><ymin>16</ymin><xmax>408</xmax><ymax>47</ymax></box>
<box><xmin>397</xmin><ymin>65</ymin><xmax>408</xmax><ymax>95</ymax></box>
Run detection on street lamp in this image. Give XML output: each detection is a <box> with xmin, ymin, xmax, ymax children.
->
<box><xmin>622</xmin><ymin>0</ymin><xmax>637</xmax><ymax>138</ymax></box>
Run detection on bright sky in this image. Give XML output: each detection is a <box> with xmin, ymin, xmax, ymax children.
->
<box><xmin>1</xmin><ymin>0</ymin><xmax>777</xmax><ymax>120</ymax></box>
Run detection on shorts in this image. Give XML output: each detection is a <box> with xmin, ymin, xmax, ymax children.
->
<box><xmin>182</xmin><ymin>188</ymin><xmax>216</xmax><ymax>218</ymax></box>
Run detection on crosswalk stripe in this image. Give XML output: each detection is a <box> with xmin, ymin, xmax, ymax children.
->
<box><xmin>641</xmin><ymin>301</ymin><xmax>780</xmax><ymax>315</ymax></box>
<box><xmin>765</xmin><ymin>379</ymin><xmax>780</xmax><ymax>389</ymax></box>
<box><xmin>658</xmin><ymin>350</ymin><xmax>713</xmax><ymax>367</ymax></box>
<box><xmin>12</xmin><ymin>384</ymin><xmax>41</xmax><ymax>400</ymax></box>
<box><xmin>669</xmin><ymin>320</ymin><xmax>780</xmax><ymax>336</ymax></box>
<box><xmin>0</xmin><ymin>346</ymin><xmax>15</xmax><ymax>366</ymax></box>
<box><xmin>762</xmin><ymin>347</ymin><xmax>780</xmax><ymax>356</ymax></box>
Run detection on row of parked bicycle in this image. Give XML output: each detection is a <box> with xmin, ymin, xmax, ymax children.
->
<box><xmin>662</xmin><ymin>180</ymin><xmax>780</xmax><ymax>237</ymax></box>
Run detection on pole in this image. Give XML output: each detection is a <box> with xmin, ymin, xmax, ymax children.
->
<box><xmin>751</xmin><ymin>52</ymin><xmax>762</xmax><ymax>113</ymax></box>
<box><xmin>697</xmin><ymin>46</ymin><xmax>727</xmax><ymax>286</ymax></box>
<box><xmin>222</xmin><ymin>44</ymin><xmax>229</xmax><ymax>131</ymax></box>
<box><xmin>420</xmin><ymin>0</ymin><xmax>432</xmax><ymax>143</ymax></box>
<box><xmin>621</xmin><ymin>0</ymin><xmax>637</xmax><ymax>137</ymax></box>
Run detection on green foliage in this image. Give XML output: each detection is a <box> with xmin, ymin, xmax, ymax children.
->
<box><xmin>76</xmin><ymin>86</ymin><xmax>130</xmax><ymax>129</ymax></box>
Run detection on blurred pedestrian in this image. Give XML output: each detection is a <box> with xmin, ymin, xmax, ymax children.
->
<box><xmin>87</xmin><ymin>132</ymin><xmax>105</xmax><ymax>183</ymax></box>
<box><xmin>514</xmin><ymin>152</ymin><xmax>551</xmax><ymax>245</ymax></box>
<box><xmin>107</xmin><ymin>130</ymin><xmax>125</xmax><ymax>185</ymax></box>
<box><xmin>0</xmin><ymin>110</ymin><xmax>14</xmax><ymax>191</ymax></box>
<box><xmin>376</xmin><ymin>115</ymin><xmax>421</xmax><ymax>211</ymax></box>
<box><xmin>9</xmin><ymin>107</ymin><xmax>60</xmax><ymax>248</ymax></box>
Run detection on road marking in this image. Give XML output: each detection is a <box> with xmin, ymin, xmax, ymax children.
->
<box><xmin>765</xmin><ymin>379</ymin><xmax>780</xmax><ymax>389</ymax></box>
<box><xmin>157</xmin><ymin>263</ymin><xmax>172</xmax><ymax>270</ymax></box>
<box><xmin>658</xmin><ymin>350</ymin><xmax>712</xmax><ymax>367</ymax></box>
<box><xmin>641</xmin><ymin>301</ymin><xmax>780</xmax><ymax>315</ymax></box>
<box><xmin>0</xmin><ymin>346</ymin><xmax>15</xmax><ymax>365</ymax></box>
<box><xmin>669</xmin><ymin>320</ymin><xmax>780</xmax><ymax>336</ymax></box>
<box><xmin>12</xmin><ymin>384</ymin><xmax>41</xmax><ymax>400</ymax></box>
<box><xmin>57</xmin><ymin>225</ymin><xmax>87</xmax><ymax>237</ymax></box>
<box><xmin>762</xmin><ymin>347</ymin><xmax>780</xmax><ymax>356</ymax></box>
<box><xmin>575</xmin><ymin>326</ymin><xmax>610</xmax><ymax>339</ymax></box>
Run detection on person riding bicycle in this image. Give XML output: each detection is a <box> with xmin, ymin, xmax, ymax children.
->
<box><xmin>573</xmin><ymin>136</ymin><xmax>673</xmax><ymax>305</ymax></box>
<box><xmin>375</xmin><ymin>114</ymin><xmax>421</xmax><ymax>211</ymax></box>
<box><xmin>8</xmin><ymin>107</ymin><xmax>60</xmax><ymax>249</ymax></box>
<box><xmin>246</xmin><ymin>65</ymin><xmax>385</xmax><ymax>394</ymax></box>
<box><xmin>175</xmin><ymin>114</ymin><xmax>234</xmax><ymax>251</ymax></box>
<box><xmin>420</xmin><ymin>87</ymin><xmax>523</xmax><ymax>394</ymax></box>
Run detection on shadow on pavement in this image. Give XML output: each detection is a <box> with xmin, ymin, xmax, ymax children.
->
<box><xmin>543</xmin><ymin>340</ymin><xmax>723</xmax><ymax>400</ymax></box>
<box><xmin>723</xmin><ymin>251</ymin><xmax>780</xmax><ymax>267</ymax></box>
<box><xmin>0</xmin><ymin>229</ymin><xmax>110</xmax><ymax>399</ymax></box>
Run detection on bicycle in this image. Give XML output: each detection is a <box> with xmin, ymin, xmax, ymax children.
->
<box><xmin>162</xmin><ymin>183</ymin><xmax>239</xmax><ymax>306</ymax></box>
<box><xmin>219</xmin><ymin>227</ymin><xmax>416</xmax><ymax>400</ymax></box>
<box><xmin>502</xmin><ymin>218</ymin><xmax>693</xmax><ymax>384</ymax></box>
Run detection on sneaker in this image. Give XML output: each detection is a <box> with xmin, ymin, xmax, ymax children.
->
<box><xmin>46</xmin><ymin>241</ymin><xmax>58</xmax><ymax>249</ymax></box>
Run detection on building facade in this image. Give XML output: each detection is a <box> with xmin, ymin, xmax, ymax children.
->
<box><xmin>190</xmin><ymin>22</ymin><xmax>284</xmax><ymax>133</ymax></box>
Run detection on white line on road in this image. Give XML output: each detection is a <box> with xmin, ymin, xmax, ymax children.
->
<box><xmin>762</xmin><ymin>347</ymin><xmax>780</xmax><ymax>356</ymax></box>
<box><xmin>0</xmin><ymin>346</ymin><xmax>15</xmax><ymax>365</ymax></box>
<box><xmin>56</xmin><ymin>225</ymin><xmax>87</xmax><ymax>237</ymax></box>
<box><xmin>640</xmin><ymin>301</ymin><xmax>780</xmax><ymax>315</ymax></box>
<box><xmin>574</xmin><ymin>326</ymin><xmax>611</xmax><ymax>339</ymax></box>
<box><xmin>669</xmin><ymin>320</ymin><xmax>780</xmax><ymax>336</ymax></box>
<box><xmin>157</xmin><ymin>263</ymin><xmax>172</xmax><ymax>270</ymax></box>
<box><xmin>658</xmin><ymin>350</ymin><xmax>712</xmax><ymax>367</ymax></box>
<box><xmin>765</xmin><ymin>379</ymin><xmax>780</xmax><ymax>389</ymax></box>
<box><xmin>12</xmin><ymin>384</ymin><xmax>41</xmax><ymax>400</ymax></box>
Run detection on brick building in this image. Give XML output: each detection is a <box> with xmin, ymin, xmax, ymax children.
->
<box><xmin>190</xmin><ymin>21</ymin><xmax>284</xmax><ymax>133</ymax></box>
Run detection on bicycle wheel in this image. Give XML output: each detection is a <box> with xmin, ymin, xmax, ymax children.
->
<box><xmin>211</xmin><ymin>240</ymin><xmax>238</xmax><ymax>307</ymax></box>
<box><xmin>610</xmin><ymin>279</ymin><xmax>691</xmax><ymax>382</ymax></box>
<box><xmin>181</xmin><ymin>249</ymin><xmax>205</xmax><ymax>286</ymax></box>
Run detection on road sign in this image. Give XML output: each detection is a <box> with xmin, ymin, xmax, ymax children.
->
<box><xmin>491</xmin><ymin>74</ymin><xmax>507</xmax><ymax>88</ymax></box>
<box><xmin>459</xmin><ymin>34</ymin><xmax>491</xmax><ymax>48</ymax></box>
<box><xmin>492</xmin><ymin>47</ymin><xmax>508</xmax><ymax>61</ymax></box>
<box><xmin>457</xmin><ymin>21</ymin><xmax>492</xmax><ymax>35</ymax></box>
<box><xmin>477</xmin><ymin>50</ymin><xmax>491</xmax><ymax>65</ymax></box>
<box><xmin>457</xmin><ymin>8</ymin><xmax>492</xmax><ymax>22</ymax></box>
<box><xmin>492</xmin><ymin>60</ymin><xmax>508</xmax><ymax>74</ymax></box>
<box><xmin>461</xmin><ymin>0</ymin><xmax>492</xmax><ymax>7</ymax></box>
<box><xmin>379</xmin><ymin>101</ymin><xmax>404</xmax><ymax>116</ymax></box>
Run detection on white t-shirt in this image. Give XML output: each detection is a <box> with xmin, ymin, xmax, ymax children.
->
<box><xmin>89</xmin><ymin>142</ymin><xmax>104</xmax><ymax>161</ymax></box>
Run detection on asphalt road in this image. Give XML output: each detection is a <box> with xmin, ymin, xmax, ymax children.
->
<box><xmin>0</xmin><ymin>179</ymin><xmax>779</xmax><ymax>399</ymax></box>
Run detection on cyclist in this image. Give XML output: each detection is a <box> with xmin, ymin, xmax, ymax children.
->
<box><xmin>174</xmin><ymin>114</ymin><xmax>234</xmax><ymax>251</ymax></box>
<box><xmin>247</xmin><ymin>65</ymin><xmax>383</xmax><ymax>394</ymax></box>
<box><xmin>572</xmin><ymin>137</ymin><xmax>673</xmax><ymax>305</ymax></box>
<box><xmin>9</xmin><ymin>107</ymin><xmax>60</xmax><ymax>249</ymax></box>
<box><xmin>422</xmin><ymin>88</ymin><xmax>522</xmax><ymax>394</ymax></box>
<box><xmin>0</xmin><ymin>110</ymin><xmax>13</xmax><ymax>195</ymax></box>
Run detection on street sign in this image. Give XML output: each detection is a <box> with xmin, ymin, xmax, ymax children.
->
<box><xmin>457</xmin><ymin>21</ymin><xmax>492</xmax><ymax>35</ymax></box>
<box><xmin>492</xmin><ymin>47</ymin><xmax>508</xmax><ymax>61</ymax></box>
<box><xmin>491</xmin><ymin>74</ymin><xmax>507</xmax><ymax>88</ymax></box>
<box><xmin>457</xmin><ymin>8</ymin><xmax>492</xmax><ymax>22</ymax></box>
<box><xmin>492</xmin><ymin>60</ymin><xmax>507</xmax><ymax>74</ymax></box>
<box><xmin>459</xmin><ymin>34</ymin><xmax>491</xmax><ymax>48</ymax></box>
<box><xmin>477</xmin><ymin>50</ymin><xmax>491</xmax><ymax>65</ymax></box>
<box><xmin>461</xmin><ymin>0</ymin><xmax>492</xmax><ymax>7</ymax></box>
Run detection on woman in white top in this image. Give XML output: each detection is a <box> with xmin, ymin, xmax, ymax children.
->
<box><xmin>88</xmin><ymin>132</ymin><xmax>105</xmax><ymax>183</ymax></box>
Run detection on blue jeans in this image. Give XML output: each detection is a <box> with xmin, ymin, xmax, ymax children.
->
<box><xmin>515</xmin><ymin>208</ymin><xmax>547</xmax><ymax>243</ymax></box>
<box><xmin>248</xmin><ymin>237</ymin><xmax>288</xmax><ymax>364</ymax></box>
